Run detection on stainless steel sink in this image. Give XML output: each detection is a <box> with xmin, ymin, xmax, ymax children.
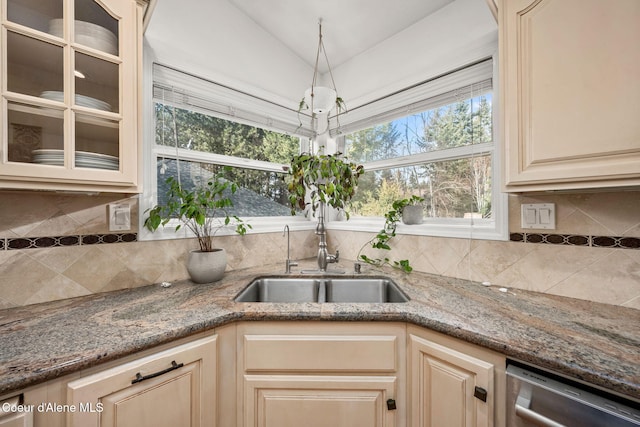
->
<box><xmin>234</xmin><ymin>277</ymin><xmax>321</xmax><ymax>303</ymax></box>
<box><xmin>234</xmin><ymin>276</ymin><xmax>409</xmax><ymax>303</ymax></box>
<box><xmin>325</xmin><ymin>278</ymin><xmax>409</xmax><ymax>303</ymax></box>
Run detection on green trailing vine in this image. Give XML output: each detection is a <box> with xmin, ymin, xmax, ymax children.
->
<box><xmin>356</xmin><ymin>196</ymin><xmax>424</xmax><ymax>273</ymax></box>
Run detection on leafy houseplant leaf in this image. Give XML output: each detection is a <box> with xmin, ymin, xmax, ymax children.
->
<box><xmin>286</xmin><ymin>152</ymin><xmax>364</xmax><ymax>217</ymax></box>
<box><xmin>143</xmin><ymin>166</ymin><xmax>252</xmax><ymax>252</ymax></box>
<box><xmin>356</xmin><ymin>196</ymin><xmax>422</xmax><ymax>273</ymax></box>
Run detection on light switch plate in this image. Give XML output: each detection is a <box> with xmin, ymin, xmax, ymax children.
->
<box><xmin>108</xmin><ymin>203</ymin><xmax>131</xmax><ymax>231</ymax></box>
<box><xmin>521</xmin><ymin>203</ymin><xmax>556</xmax><ymax>230</ymax></box>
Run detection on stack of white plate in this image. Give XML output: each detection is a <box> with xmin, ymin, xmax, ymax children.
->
<box><xmin>40</xmin><ymin>91</ymin><xmax>112</xmax><ymax>112</ymax></box>
<box><xmin>49</xmin><ymin>19</ymin><xmax>117</xmax><ymax>55</ymax></box>
<box><xmin>76</xmin><ymin>151</ymin><xmax>119</xmax><ymax>170</ymax></box>
<box><xmin>32</xmin><ymin>149</ymin><xmax>119</xmax><ymax>170</ymax></box>
<box><xmin>31</xmin><ymin>149</ymin><xmax>64</xmax><ymax>166</ymax></box>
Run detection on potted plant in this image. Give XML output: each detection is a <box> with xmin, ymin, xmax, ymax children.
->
<box><xmin>287</xmin><ymin>151</ymin><xmax>364</xmax><ymax>218</ymax></box>
<box><xmin>395</xmin><ymin>195</ymin><xmax>425</xmax><ymax>225</ymax></box>
<box><xmin>144</xmin><ymin>168</ymin><xmax>251</xmax><ymax>283</ymax></box>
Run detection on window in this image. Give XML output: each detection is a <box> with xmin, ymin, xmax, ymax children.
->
<box><xmin>345</xmin><ymin>93</ymin><xmax>492</xmax><ymax>219</ymax></box>
<box><xmin>153</xmin><ymin>104</ymin><xmax>297</xmax><ymax>217</ymax></box>
<box><xmin>140</xmin><ymin>64</ymin><xmax>310</xmax><ymax>242</ymax></box>
<box><xmin>140</xmin><ymin>60</ymin><xmax>506</xmax><ymax>242</ymax></box>
<box><xmin>332</xmin><ymin>59</ymin><xmax>507</xmax><ymax>240</ymax></box>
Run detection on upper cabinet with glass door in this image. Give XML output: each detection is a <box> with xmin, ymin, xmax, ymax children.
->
<box><xmin>1</xmin><ymin>0</ymin><xmax>148</xmax><ymax>192</ymax></box>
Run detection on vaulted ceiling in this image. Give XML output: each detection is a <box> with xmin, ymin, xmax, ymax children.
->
<box><xmin>225</xmin><ymin>0</ymin><xmax>455</xmax><ymax>72</ymax></box>
<box><xmin>144</xmin><ymin>0</ymin><xmax>497</xmax><ymax>111</ymax></box>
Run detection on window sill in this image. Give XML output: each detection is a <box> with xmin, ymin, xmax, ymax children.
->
<box><xmin>327</xmin><ymin>217</ymin><xmax>508</xmax><ymax>241</ymax></box>
<box><xmin>137</xmin><ymin>216</ymin><xmax>314</xmax><ymax>242</ymax></box>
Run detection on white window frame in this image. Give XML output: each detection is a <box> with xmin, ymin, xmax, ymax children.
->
<box><xmin>328</xmin><ymin>55</ymin><xmax>508</xmax><ymax>241</ymax></box>
<box><xmin>138</xmin><ymin>57</ymin><xmax>313</xmax><ymax>244</ymax></box>
<box><xmin>139</xmin><ymin>51</ymin><xmax>507</xmax><ymax>243</ymax></box>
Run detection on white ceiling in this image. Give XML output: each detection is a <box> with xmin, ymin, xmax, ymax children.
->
<box><xmin>226</xmin><ymin>0</ymin><xmax>454</xmax><ymax>72</ymax></box>
<box><xmin>144</xmin><ymin>0</ymin><xmax>497</xmax><ymax>109</ymax></box>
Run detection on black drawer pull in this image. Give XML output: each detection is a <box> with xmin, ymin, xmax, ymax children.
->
<box><xmin>131</xmin><ymin>360</ymin><xmax>184</xmax><ymax>384</ymax></box>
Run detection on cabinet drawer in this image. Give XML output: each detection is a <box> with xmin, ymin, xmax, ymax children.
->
<box><xmin>244</xmin><ymin>335</ymin><xmax>397</xmax><ymax>372</ymax></box>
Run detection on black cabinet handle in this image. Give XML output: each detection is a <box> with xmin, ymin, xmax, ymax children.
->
<box><xmin>474</xmin><ymin>386</ymin><xmax>488</xmax><ymax>402</ymax></box>
<box><xmin>131</xmin><ymin>360</ymin><xmax>184</xmax><ymax>384</ymax></box>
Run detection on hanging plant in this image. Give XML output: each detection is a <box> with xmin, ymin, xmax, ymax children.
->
<box><xmin>297</xmin><ymin>95</ymin><xmax>348</xmax><ymax>135</ymax></box>
<box><xmin>287</xmin><ymin>152</ymin><xmax>364</xmax><ymax>218</ymax></box>
<box><xmin>296</xmin><ymin>20</ymin><xmax>348</xmax><ymax>135</ymax></box>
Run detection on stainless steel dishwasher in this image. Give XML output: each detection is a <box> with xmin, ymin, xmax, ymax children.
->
<box><xmin>507</xmin><ymin>361</ymin><xmax>640</xmax><ymax>426</ymax></box>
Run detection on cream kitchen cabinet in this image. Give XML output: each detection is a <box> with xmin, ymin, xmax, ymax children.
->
<box><xmin>1</xmin><ymin>321</ymin><xmax>508</xmax><ymax>427</ymax></box>
<box><xmin>0</xmin><ymin>0</ymin><xmax>148</xmax><ymax>192</ymax></box>
<box><xmin>66</xmin><ymin>335</ymin><xmax>217</xmax><ymax>427</ymax></box>
<box><xmin>0</xmin><ymin>328</ymin><xmax>232</xmax><ymax>427</ymax></box>
<box><xmin>0</xmin><ymin>374</ymin><xmax>71</xmax><ymax>427</ymax></box>
<box><xmin>0</xmin><ymin>396</ymin><xmax>33</xmax><ymax>427</ymax></box>
<box><xmin>237</xmin><ymin>321</ymin><xmax>406</xmax><ymax>427</ymax></box>
<box><xmin>407</xmin><ymin>325</ymin><xmax>505</xmax><ymax>427</ymax></box>
<box><xmin>499</xmin><ymin>0</ymin><xmax>640</xmax><ymax>191</ymax></box>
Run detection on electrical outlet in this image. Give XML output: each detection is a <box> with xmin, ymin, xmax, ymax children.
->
<box><xmin>108</xmin><ymin>203</ymin><xmax>131</xmax><ymax>231</ymax></box>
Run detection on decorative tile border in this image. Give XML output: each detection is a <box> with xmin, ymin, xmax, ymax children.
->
<box><xmin>592</xmin><ymin>236</ymin><xmax>640</xmax><ymax>249</ymax></box>
<box><xmin>81</xmin><ymin>233</ymin><xmax>137</xmax><ymax>245</ymax></box>
<box><xmin>510</xmin><ymin>233</ymin><xmax>640</xmax><ymax>250</ymax></box>
<box><xmin>1</xmin><ymin>233</ymin><xmax>137</xmax><ymax>250</ymax></box>
<box><xmin>3</xmin><ymin>231</ymin><xmax>637</xmax><ymax>251</ymax></box>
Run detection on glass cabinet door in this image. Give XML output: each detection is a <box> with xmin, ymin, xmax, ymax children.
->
<box><xmin>74</xmin><ymin>0</ymin><xmax>119</xmax><ymax>56</ymax></box>
<box><xmin>6</xmin><ymin>31</ymin><xmax>64</xmax><ymax>98</ymax></box>
<box><xmin>5</xmin><ymin>23</ymin><xmax>65</xmax><ymax>164</ymax></box>
<box><xmin>1</xmin><ymin>0</ymin><xmax>138</xmax><ymax>189</ymax></box>
<box><xmin>7</xmin><ymin>102</ymin><xmax>64</xmax><ymax>165</ymax></box>
<box><xmin>74</xmin><ymin>51</ymin><xmax>120</xmax><ymax>170</ymax></box>
<box><xmin>7</xmin><ymin>0</ymin><xmax>63</xmax><ymax>34</ymax></box>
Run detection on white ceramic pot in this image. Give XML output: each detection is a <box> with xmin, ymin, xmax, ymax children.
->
<box><xmin>186</xmin><ymin>249</ymin><xmax>227</xmax><ymax>283</ymax></box>
<box><xmin>402</xmin><ymin>205</ymin><xmax>424</xmax><ymax>225</ymax></box>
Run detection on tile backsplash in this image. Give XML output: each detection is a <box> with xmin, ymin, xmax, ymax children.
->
<box><xmin>0</xmin><ymin>190</ymin><xmax>317</xmax><ymax>308</ymax></box>
<box><xmin>331</xmin><ymin>192</ymin><xmax>640</xmax><ymax>310</ymax></box>
<box><xmin>0</xmin><ymin>191</ymin><xmax>136</xmax><ymax>238</ymax></box>
<box><xmin>0</xmin><ymin>190</ymin><xmax>638</xmax><ymax>309</ymax></box>
<box><xmin>509</xmin><ymin>191</ymin><xmax>640</xmax><ymax>237</ymax></box>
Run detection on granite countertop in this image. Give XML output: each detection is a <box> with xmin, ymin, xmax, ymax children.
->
<box><xmin>0</xmin><ymin>260</ymin><xmax>639</xmax><ymax>401</ymax></box>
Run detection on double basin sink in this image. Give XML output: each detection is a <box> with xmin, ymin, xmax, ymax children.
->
<box><xmin>234</xmin><ymin>276</ymin><xmax>410</xmax><ymax>303</ymax></box>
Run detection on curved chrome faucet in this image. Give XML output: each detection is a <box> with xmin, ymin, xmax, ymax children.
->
<box><xmin>283</xmin><ymin>225</ymin><xmax>298</xmax><ymax>273</ymax></box>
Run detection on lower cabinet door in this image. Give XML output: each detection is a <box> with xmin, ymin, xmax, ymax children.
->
<box><xmin>409</xmin><ymin>334</ymin><xmax>494</xmax><ymax>427</ymax></box>
<box><xmin>0</xmin><ymin>396</ymin><xmax>33</xmax><ymax>427</ymax></box>
<box><xmin>244</xmin><ymin>375</ymin><xmax>397</xmax><ymax>427</ymax></box>
<box><xmin>66</xmin><ymin>335</ymin><xmax>217</xmax><ymax>427</ymax></box>
<box><xmin>0</xmin><ymin>414</ymin><xmax>33</xmax><ymax>427</ymax></box>
<box><xmin>0</xmin><ymin>413</ymin><xmax>32</xmax><ymax>427</ymax></box>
